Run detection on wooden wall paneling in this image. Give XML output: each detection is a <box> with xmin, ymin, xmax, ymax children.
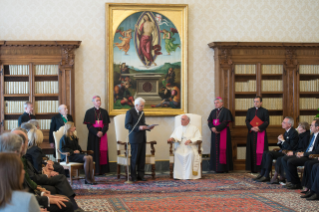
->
<box><xmin>256</xmin><ymin>62</ymin><xmax>261</xmax><ymax>96</ymax></box>
<box><xmin>0</xmin><ymin>64</ymin><xmax>3</xmax><ymax>132</ymax></box>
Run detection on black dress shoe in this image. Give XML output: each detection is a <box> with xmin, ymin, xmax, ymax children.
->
<box><xmin>301</xmin><ymin>189</ymin><xmax>309</xmax><ymax>194</ymax></box>
<box><xmin>85</xmin><ymin>180</ymin><xmax>97</xmax><ymax>185</ymax></box>
<box><xmin>301</xmin><ymin>191</ymin><xmax>314</xmax><ymax>198</ymax></box>
<box><xmin>256</xmin><ymin>176</ymin><xmax>270</xmax><ymax>182</ymax></box>
<box><xmin>137</xmin><ymin>178</ymin><xmax>147</xmax><ymax>181</ymax></box>
<box><xmin>252</xmin><ymin>174</ymin><xmax>263</xmax><ymax>181</ymax></box>
<box><xmin>267</xmin><ymin>179</ymin><xmax>279</xmax><ymax>184</ymax></box>
<box><xmin>286</xmin><ymin>183</ymin><xmax>302</xmax><ymax>189</ymax></box>
<box><xmin>306</xmin><ymin>193</ymin><xmax>319</xmax><ymax>200</ymax></box>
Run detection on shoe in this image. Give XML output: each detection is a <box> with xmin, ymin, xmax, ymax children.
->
<box><xmin>301</xmin><ymin>191</ymin><xmax>314</xmax><ymax>198</ymax></box>
<box><xmin>85</xmin><ymin>180</ymin><xmax>97</xmax><ymax>185</ymax></box>
<box><xmin>256</xmin><ymin>176</ymin><xmax>270</xmax><ymax>182</ymax></box>
<box><xmin>286</xmin><ymin>183</ymin><xmax>302</xmax><ymax>189</ymax></box>
<box><xmin>306</xmin><ymin>193</ymin><xmax>319</xmax><ymax>201</ymax></box>
<box><xmin>252</xmin><ymin>174</ymin><xmax>263</xmax><ymax>181</ymax></box>
<box><xmin>267</xmin><ymin>178</ymin><xmax>279</xmax><ymax>184</ymax></box>
<box><xmin>74</xmin><ymin>208</ymin><xmax>87</xmax><ymax>212</ymax></box>
<box><xmin>137</xmin><ymin>177</ymin><xmax>147</xmax><ymax>181</ymax></box>
<box><xmin>301</xmin><ymin>189</ymin><xmax>309</xmax><ymax>194</ymax></box>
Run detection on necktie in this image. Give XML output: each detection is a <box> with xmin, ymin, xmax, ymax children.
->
<box><xmin>306</xmin><ymin>135</ymin><xmax>316</xmax><ymax>152</ymax></box>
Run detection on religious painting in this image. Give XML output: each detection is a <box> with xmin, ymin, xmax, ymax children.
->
<box><xmin>106</xmin><ymin>3</ymin><xmax>188</xmax><ymax>116</ymax></box>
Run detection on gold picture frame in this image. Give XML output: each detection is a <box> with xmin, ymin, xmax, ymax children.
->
<box><xmin>106</xmin><ymin>3</ymin><xmax>188</xmax><ymax>116</ymax></box>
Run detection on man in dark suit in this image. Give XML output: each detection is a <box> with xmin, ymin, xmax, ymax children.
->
<box><xmin>254</xmin><ymin>116</ymin><xmax>299</xmax><ymax>182</ymax></box>
<box><xmin>282</xmin><ymin>119</ymin><xmax>319</xmax><ymax>189</ymax></box>
<box><xmin>49</xmin><ymin>104</ymin><xmax>73</xmax><ymax>156</ymax></box>
<box><xmin>18</xmin><ymin>101</ymin><xmax>36</xmax><ymax>126</ymax></box>
<box><xmin>125</xmin><ymin>97</ymin><xmax>155</xmax><ymax>182</ymax></box>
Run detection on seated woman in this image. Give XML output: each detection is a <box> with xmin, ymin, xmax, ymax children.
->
<box><xmin>59</xmin><ymin>122</ymin><xmax>96</xmax><ymax>185</ymax></box>
<box><xmin>0</xmin><ymin>152</ymin><xmax>42</xmax><ymax>212</ymax></box>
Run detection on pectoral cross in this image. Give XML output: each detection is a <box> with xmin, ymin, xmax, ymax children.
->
<box><xmin>97</xmin><ymin>120</ymin><xmax>100</xmax><ymax>124</ymax></box>
<box><xmin>215</xmin><ymin>120</ymin><xmax>218</xmax><ymax>124</ymax></box>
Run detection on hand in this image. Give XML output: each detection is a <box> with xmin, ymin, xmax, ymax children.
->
<box><xmin>185</xmin><ymin>140</ymin><xmax>192</xmax><ymax>145</ymax></box>
<box><xmin>49</xmin><ymin>196</ymin><xmax>69</xmax><ymax>209</ymax></box>
<box><xmin>211</xmin><ymin>127</ymin><xmax>216</xmax><ymax>133</ymax></box>
<box><xmin>97</xmin><ymin>131</ymin><xmax>103</xmax><ymax>137</ymax></box>
<box><xmin>168</xmin><ymin>138</ymin><xmax>175</xmax><ymax>142</ymax></box>
<box><xmin>297</xmin><ymin>152</ymin><xmax>304</xmax><ymax>158</ymax></box>
<box><xmin>149</xmin><ymin>126</ymin><xmax>155</xmax><ymax>130</ymax></box>
<box><xmin>278</xmin><ymin>134</ymin><xmax>284</xmax><ymax>140</ymax></box>
<box><xmin>50</xmin><ymin>171</ymin><xmax>59</xmax><ymax>177</ymax></box>
<box><xmin>42</xmin><ymin>168</ymin><xmax>51</xmax><ymax>178</ymax></box>
<box><xmin>50</xmin><ymin>143</ymin><xmax>55</xmax><ymax>148</ymax></box>
<box><xmin>286</xmin><ymin>151</ymin><xmax>293</xmax><ymax>156</ymax></box>
<box><xmin>74</xmin><ymin>150</ymin><xmax>80</xmax><ymax>154</ymax></box>
<box><xmin>139</xmin><ymin>125</ymin><xmax>147</xmax><ymax>130</ymax></box>
<box><xmin>40</xmin><ymin>208</ymin><xmax>48</xmax><ymax>212</ymax></box>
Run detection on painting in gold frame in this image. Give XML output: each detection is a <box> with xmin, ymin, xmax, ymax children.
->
<box><xmin>106</xmin><ymin>3</ymin><xmax>188</xmax><ymax>116</ymax></box>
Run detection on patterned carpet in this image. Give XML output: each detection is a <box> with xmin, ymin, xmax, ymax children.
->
<box><xmin>72</xmin><ymin>172</ymin><xmax>319</xmax><ymax>212</ymax></box>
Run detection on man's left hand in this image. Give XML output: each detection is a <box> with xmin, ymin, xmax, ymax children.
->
<box><xmin>185</xmin><ymin>140</ymin><xmax>192</xmax><ymax>145</ymax></box>
<box><xmin>50</xmin><ymin>171</ymin><xmax>59</xmax><ymax>177</ymax></box>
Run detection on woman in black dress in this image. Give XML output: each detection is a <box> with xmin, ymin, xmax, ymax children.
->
<box><xmin>59</xmin><ymin>121</ymin><xmax>96</xmax><ymax>185</ymax></box>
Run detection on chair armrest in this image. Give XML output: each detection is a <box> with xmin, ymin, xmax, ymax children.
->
<box><xmin>58</xmin><ymin>150</ymin><xmax>70</xmax><ymax>164</ymax></box>
<box><xmin>82</xmin><ymin>150</ymin><xmax>94</xmax><ymax>155</ymax></box>
<box><xmin>273</xmin><ymin>148</ymin><xmax>281</xmax><ymax>152</ymax></box>
<box><xmin>193</xmin><ymin>140</ymin><xmax>202</xmax><ymax>154</ymax></box>
<box><xmin>42</xmin><ymin>156</ymin><xmax>49</xmax><ymax>161</ymax></box>
<box><xmin>146</xmin><ymin>141</ymin><xmax>157</xmax><ymax>145</ymax></box>
<box><xmin>167</xmin><ymin>139</ymin><xmax>174</xmax><ymax>155</ymax></box>
<box><xmin>147</xmin><ymin>141</ymin><xmax>157</xmax><ymax>155</ymax></box>
<box><xmin>309</xmin><ymin>154</ymin><xmax>319</xmax><ymax>159</ymax></box>
<box><xmin>117</xmin><ymin>141</ymin><xmax>128</xmax><ymax>156</ymax></box>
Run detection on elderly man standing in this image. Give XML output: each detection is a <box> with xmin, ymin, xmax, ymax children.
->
<box><xmin>49</xmin><ymin>104</ymin><xmax>74</xmax><ymax>149</ymax></box>
<box><xmin>168</xmin><ymin>115</ymin><xmax>202</xmax><ymax>179</ymax></box>
<box><xmin>18</xmin><ymin>101</ymin><xmax>36</xmax><ymax>126</ymax></box>
<box><xmin>125</xmin><ymin>97</ymin><xmax>155</xmax><ymax>182</ymax></box>
<box><xmin>207</xmin><ymin>97</ymin><xmax>234</xmax><ymax>173</ymax></box>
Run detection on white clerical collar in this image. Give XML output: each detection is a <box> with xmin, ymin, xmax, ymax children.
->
<box><xmin>255</xmin><ymin>107</ymin><xmax>259</xmax><ymax>110</ymax></box>
<box><xmin>218</xmin><ymin>107</ymin><xmax>223</xmax><ymax>111</ymax></box>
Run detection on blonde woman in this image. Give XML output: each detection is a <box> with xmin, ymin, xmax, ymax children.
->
<box><xmin>0</xmin><ymin>153</ymin><xmax>41</xmax><ymax>212</ymax></box>
<box><xmin>59</xmin><ymin>122</ymin><xmax>96</xmax><ymax>185</ymax></box>
<box><xmin>25</xmin><ymin>128</ymin><xmax>46</xmax><ymax>172</ymax></box>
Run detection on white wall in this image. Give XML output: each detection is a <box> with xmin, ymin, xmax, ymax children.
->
<box><xmin>1</xmin><ymin>0</ymin><xmax>319</xmax><ymax>161</ymax></box>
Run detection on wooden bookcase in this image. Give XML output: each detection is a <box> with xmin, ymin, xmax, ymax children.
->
<box><xmin>0</xmin><ymin>41</ymin><xmax>81</xmax><ymax>153</ymax></box>
<box><xmin>208</xmin><ymin>42</ymin><xmax>319</xmax><ymax>170</ymax></box>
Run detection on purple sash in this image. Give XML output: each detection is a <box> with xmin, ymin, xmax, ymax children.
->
<box><xmin>93</xmin><ymin>120</ymin><xmax>108</xmax><ymax>165</ymax></box>
<box><xmin>213</xmin><ymin>119</ymin><xmax>228</xmax><ymax>164</ymax></box>
<box><xmin>256</xmin><ymin>131</ymin><xmax>265</xmax><ymax>166</ymax></box>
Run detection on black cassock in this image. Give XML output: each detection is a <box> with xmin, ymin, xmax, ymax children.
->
<box><xmin>18</xmin><ymin>112</ymin><xmax>36</xmax><ymax>126</ymax></box>
<box><xmin>207</xmin><ymin>107</ymin><xmax>234</xmax><ymax>172</ymax></box>
<box><xmin>83</xmin><ymin>107</ymin><xmax>110</xmax><ymax>175</ymax></box>
<box><xmin>245</xmin><ymin>107</ymin><xmax>269</xmax><ymax>172</ymax></box>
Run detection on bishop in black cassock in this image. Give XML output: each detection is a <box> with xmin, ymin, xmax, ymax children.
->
<box><xmin>245</xmin><ymin>96</ymin><xmax>269</xmax><ymax>172</ymax></box>
<box><xmin>208</xmin><ymin>97</ymin><xmax>234</xmax><ymax>172</ymax></box>
<box><xmin>83</xmin><ymin>96</ymin><xmax>110</xmax><ymax>175</ymax></box>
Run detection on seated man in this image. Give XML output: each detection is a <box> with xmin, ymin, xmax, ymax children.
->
<box><xmin>168</xmin><ymin>114</ymin><xmax>202</xmax><ymax>179</ymax></box>
<box><xmin>0</xmin><ymin>132</ymin><xmax>74</xmax><ymax>212</ymax></box>
<box><xmin>282</xmin><ymin>119</ymin><xmax>319</xmax><ymax>189</ymax></box>
<box><xmin>18</xmin><ymin>101</ymin><xmax>36</xmax><ymax>126</ymax></box>
<box><xmin>300</xmin><ymin>157</ymin><xmax>319</xmax><ymax>200</ymax></box>
<box><xmin>269</xmin><ymin>122</ymin><xmax>310</xmax><ymax>184</ymax></box>
<box><xmin>254</xmin><ymin>116</ymin><xmax>298</xmax><ymax>182</ymax></box>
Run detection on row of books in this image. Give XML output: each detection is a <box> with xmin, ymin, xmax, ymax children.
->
<box><xmin>300</xmin><ymin>98</ymin><xmax>319</xmax><ymax>109</ymax></box>
<box><xmin>34</xmin><ymin>101</ymin><xmax>59</xmax><ymax>113</ymax></box>
<box><xmin>235</xmin><ymin>115</ymin><xmax>283</xmax><ymax>126</ymax></box>
<box><xmin>235</xmin><ymin>98</ymin><xmax>283</xmax><ymax>110</ymax></box>
<box><xmin>262</xmin><ymin>80</ymin><xmax>283</xmax><ymax>91</ymax></box>
<box><xmin>235</xmin><ymin>65</ymin><xmax>256</xmax><ymax>74</ymax></box>
<box><xmin>8</xmin><ymin>65</ymin><xmax>29</xmax><ymax>75</ymax></box>
<box><xmin>300</xmin><ymin>79</ymin><xmax>319</xmax><ymax>92</ymax></box>
<box><xmin>235</xmin><ymin>80</ymin><xmax>256</xmax><ymax>92</ymax></box>
<box><xmin>35</xmin><ymin>81</ymin><xmax>59</xmax><ymax>94</ymax></box>
<box><xmin>300</xmin><ymin>116</ymin><xmax>317</xmax><ymax>124</ymax></box>
<box><xmin>5</xmin><ymin>101</ymin><xmax>25</xmax><ymax>114</ymax></box>
<box><xmin>4</xmin><ymin>82</ymin><xmax>29</xmax><ymax>94</ymax></box>
<box><xmin>35</xmin><ymin>65</ymin><xmax>59</xmax><ymax>75</ymax></box>
<box><xmin>262</xmin><ymin>65</ymin><xmax>283</xmax><ymax>74</ymax></box>
<box><xmin>300</xmin><ymin>65</ymin><xmax>319</xmax><ymax>74</ymax></box>
<box><xmin>4</xmin><ymin>119</ymin><xmax>51</xmax><ymax>130</ymax></box>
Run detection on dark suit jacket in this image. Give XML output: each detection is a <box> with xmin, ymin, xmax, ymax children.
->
<box><xmin>49</xmin><ymin>114</ymin><xmax>73</xmax><ymax>144</ymax></box>
<box><xmin>304</xmin><ymin>133</ymin><xmax>319</xmax><ymax>157</ymax></box>
<box><xmin>18</xmin><ymin>112</ymin><xmax>36</xmax><ymax>126</ymax></box>
<box><xmin>279</xmin><ymin>127</ymin><xmax>299</xmax><ymax>151</ymax></box>
<box><xmin>125</xmin><ymin>108</ymin><xmax>148</xmax><ymax>144</ymax></box>
<box><xmin>25</xmin><ymin>146</ymin><xmax>46</xmax><ymax>172</ymax></box>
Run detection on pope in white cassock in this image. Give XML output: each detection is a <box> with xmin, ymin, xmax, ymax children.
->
<box><xmin>168</xmin><ymin>115</ymin><xmax>202</xmax><ymax>179</ymax></box>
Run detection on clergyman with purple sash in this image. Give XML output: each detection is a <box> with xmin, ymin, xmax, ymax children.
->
<box><xmin>83</xmin><ymin>95</ymin><xmax>111</xmax><ymax>175</ymax></box>
<box><xmin>207</xmin><ymin>97</ymin><xmax>234</xmax><ymax>173</ymax></box>
<box><xmin>245</xmin><ymin>96</ymin><xmax>269</xmax><ymax>173</ymax></box>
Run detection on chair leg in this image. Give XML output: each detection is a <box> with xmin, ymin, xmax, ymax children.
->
<box><xmin>170</xmin><ymin>163</ymin><xmax>173</xmax><ymax>179</ymax></box>
<box><xmin>69</xmin><ymin>167</ymin><xmax>73</xmax><ymax>185</ymax></box>
<box><xmin>117</xmin><ymin>164</ymin><xmax>121</xmax><ymax>179</ymax></box>
<box><xmin>152</xmin><ymin>164</ymin><xmax>156</xmax><ymax>179</ymax></box>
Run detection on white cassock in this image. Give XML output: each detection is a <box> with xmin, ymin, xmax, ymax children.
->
<box><xmin>170</xmin><ymin>124</ymin><xmax>202</xmax><ymax>179</ymax></box>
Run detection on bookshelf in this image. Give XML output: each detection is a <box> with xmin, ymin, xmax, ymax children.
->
<box><xmin>0</xmin><ymin>41</ymin><xmax>81</xmax><ymax>153</ymax></box>
<box><xmin>209</xmin><ymin>42</ymin><xmax>319</xmax><ymax>170</ymax></box>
